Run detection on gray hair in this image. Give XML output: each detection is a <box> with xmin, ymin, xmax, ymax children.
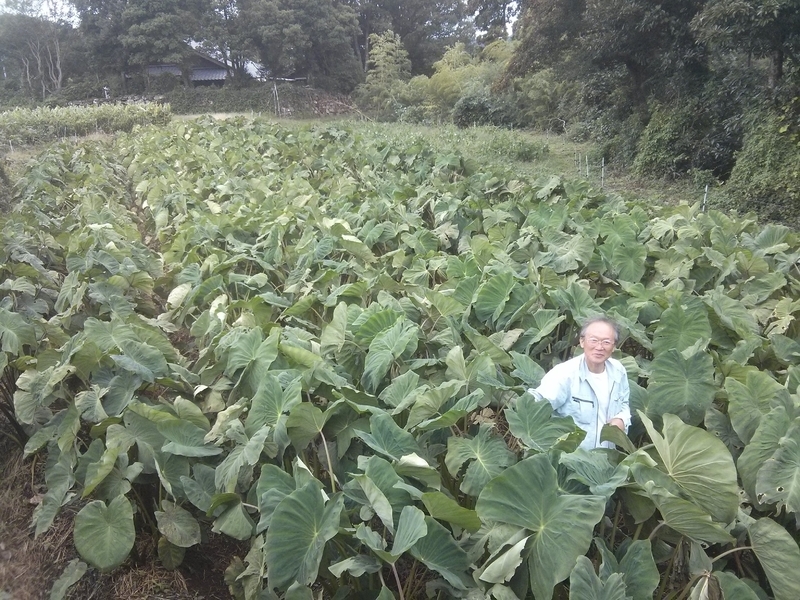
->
<box><xmin>579</xmin><ymin>316</ymin><xmax>620</xmax><ymax>343</ymax></box>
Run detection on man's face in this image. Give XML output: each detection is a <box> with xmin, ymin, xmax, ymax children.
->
<box><xmin>579</xmin><ymin>322</ymin><xmax>616</xmax><ymax>371</ymax></box>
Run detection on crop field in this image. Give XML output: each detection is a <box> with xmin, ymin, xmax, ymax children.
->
<box><xmin>3</xmin><ymin>114</ymin><xmax>800</xmax><ymax>599</ymax></box>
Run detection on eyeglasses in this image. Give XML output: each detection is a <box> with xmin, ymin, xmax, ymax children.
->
<box><xmin>584</xmin><ymin>337</ymin><xmax>615</xmax><ymax>349</ymax></box>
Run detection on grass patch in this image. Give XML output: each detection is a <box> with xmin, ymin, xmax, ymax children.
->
<box><xmin>345</xmin><ymin>121</ymin><xmax>732</xmax><ymax>211</ymax></box>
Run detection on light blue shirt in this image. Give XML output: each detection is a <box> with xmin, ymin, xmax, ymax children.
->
<box><xmin>528</xmin><ymin>354</ymin><xmax>631</xmax><ymax>449</ymax></box>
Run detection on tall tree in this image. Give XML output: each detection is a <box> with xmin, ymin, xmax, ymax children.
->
<box><xmin>0</xmin><ymin>12</ymin><xmax>74</xmax><ymax>100</ymax></box>
<box><xmin>507</xmin><ymin>0</ymin><xmax>706</xmax><ymax>102</ymax></box>
<box><xmin>348</xmin><ymin>0</ymin><xmax>474</xmax><ymax>75</ymax></box>
<box><xmin>119</xmin><ymin>0</ymin><xmax>204</xmax><ymax>74</ymax></box>
<box><xmin>241</xmin><ymin>0</ymin><xmax>363</xmax><ymax>92</ymax></box>
<box><xmin>381</xmin><ymin>0</ymin><xmax>474</xmax><ymax>74</ymax></box>
<box><xmin>692</xmin><ymin>0</ymin><xmax>800</xmax><ymax>88</ymax></box>
<box><xmin>468</xmin><ymin>0</ymin><xmax>517</xmax><ymax>43</ymax></box>
<box><xmin>71</xmin><ymin>0</ymin><xmax>130</xmax><ymax>81</ymax></box>
<box><xmin>504</xmin><ymin>0</ymin><xmax>584</xmax><ymax>79</ymax></box>
<box><xmin>197</xmin><ymin>0</ymin><xmax>253</xmax><ymax>81</ymax></box>
<box><xmin>579</xmin><ymin>0</ymin><xmax>706</xmax><ymax>102</ymax></box>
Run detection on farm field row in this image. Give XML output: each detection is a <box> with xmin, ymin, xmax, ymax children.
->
<box><xmin>2</xmin><ymin>115</ymin><xmax>800</xmax><ymax>599</ymax></box>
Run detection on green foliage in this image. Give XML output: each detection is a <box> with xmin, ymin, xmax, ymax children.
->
<box><xmin>0</xmin><ymin>103</ymin><xmax>172</xmax><ymax>147</ymax></box>
<box><xmin>512</xmin><ymin>68</ymin><xmax>575</xmax><ymax>131</ymax></box>
<box><xmin>164</xmin><ymin>84</ymin><xmax>353</xmax><ymax>117</ymax></box>
<box><xmin>633</xmin><ymin>101</ymin><xmax>703</xmax><ymax>179</ymax></box>
<box><xmin>452</xmin><ymin>90</ymin><xmax>518</xmax><ymax>128</ymax></box>
<box><xmin>726</xmin><ymin>109</ymin><xmax>800</xmax><ymax>227</ymax></box>
<box><xmin>8</xmin><ymin>117</ymin><xmax>800</xmax><ymax>598</ymax></box>
<box><xmin>243</xmin><ymin>0</ymin><xmax>363</xmax><ymax>94</ymax></box>
<box><xmin>354</xmin><ymin>30</ymin><xmax>412</xmax><ymax>118</ymax></box>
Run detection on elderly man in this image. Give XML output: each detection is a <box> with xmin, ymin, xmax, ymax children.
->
<box><xmin>529</xmin><ymin>316</ymin><xmax>631</xmax><ymax>450</ymax></box>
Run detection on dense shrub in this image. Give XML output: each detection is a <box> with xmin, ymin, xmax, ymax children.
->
<box><xmin>632</xmin><ymin>101</ymin><xmax>702</xmax><ymax>179</ymax></box>
<box><xmin>512</xmin><ymin>69</ymin><xmax>576</xmax><ymax>131</ymax></box>
<box><xmin>726</xmin><ymin>109</ymin><xmax>800</xmax><ymax>227</ymax></box>
<box><xmin>631</xmin><ymin>72</ymin><xmax>750</xmax><ymax>181</ymax></box>
<box><xmin>452</xmin><ymin>91</ymin><xmax>518</xmax><ymax>128</ymax></box>
<box><xmin>0</xmin><ymin>103</ymin><xmax>172</xmax><ymax>147</ymax></box>
<box><xmin>479</xmin><ymin>127</ymin><xmax>549</xmax><ymax>161</ymax></box>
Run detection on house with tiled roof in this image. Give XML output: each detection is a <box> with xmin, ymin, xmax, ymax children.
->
<box><xmin>146</xmin><ymin>51</ymin><xmax>227</xmax><ymax>86</ymax></box>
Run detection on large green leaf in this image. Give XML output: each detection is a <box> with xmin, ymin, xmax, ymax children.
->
<box><xmin>651</xmin><ymin>298</ymin><xmax>711</xmax><ymax>356</ymax></box>
<box><xmin>386</xmin><ymin>505</ymin><xmax>428</xmax><ymax>560</ymax></box>
<box><xmin>357</xmin><ymin>412</ymin><xmax>424</xmax><ymax>462</ymax></box>
<box><xmin>726</xmin><ymin>370</ymin><xmax>789</xmax><ymax>445</ymax></box>
<box><xmin>421</xmin><ymin>491</ymin><xmax>481</xmax><ymax>532</ymax></box>
<box><xmin>0</xmin><ymin>306</ymin><xmax>37</xmax><ymax>354</ymax></box>
<box><xmin>639</xmin><ymin>413</ymin><xmax>738</xmax><ymax>524</ymax></box>
<box><xmin>245</xmin><ymin>374</ymin><xmax>301</xmax><ymax>437</ymax></box>
<box><xmin>505</xmin><ymin>394</ymin><xmax>581</xmax><ymax>453</ymax></box>
<box><xmin>713</xmin><ymin>572</ymin><xmax>761</xmax><ymax>600</ymax></box>
<box><xmin>214</xmin><ymin>424</ymin><xmax>271</xmax><ymax>491</ymax></box>
<box><xmin>547</xmin><ymin>281</ymin><xmax>602</xmax><ymax>321</ymax></box>
<box><xmin>362</xmin><ymin>319</ymin><xmax>418</xmax><ymax>393</ymax></box>
<box><xmin>265</xmin><ymin>483</ymin><xmax>344</xmax><ymax>591</ymax></box>
<box><xmin>610</xmin><ymin>243</ymin><xmax>647</xmax><ymax>284</ymax></box>
<box><xmin>560</xmin><ymin>450</ymin><xmax>629</xmax><ymax>500</ymax></box>
<box><xmin>644</xmin><ymin>349</ymin><xmax>716</xmax><ymax>425</ymax></box>
<box><xmin>476</xmin><ymin>454</ymin><xmax>606</xmax><ymax>600</ymax></box>
<box><xmin>755</xmin><ymin>418</ymin><xmax>800</xmax><ymax>513</ymax></box>
<box><xmin>353</xmin><ymin>473</ymin><xmax>395</xmax><ymax>534</ymax></box>
<box><xmin>445</xmin><ymin>424</ymin><xmax>516</xmax><ymax>497</ymax></box>
<box><xmin>155</xmin><ymin>500</ymin><xmax>201</xmax><ymax>548</ymax></box>
<box><xmin>475</xmin><ymin>271</ymin><xmax>517</xmax><ymax>325</ymax></box>
<box><xmin>112</xmin><ymin>339</ymin><xmax>169</xmax><ymax>383</ymax></box>
<box><xmin>640</xmin><ymin>482</ymin><xmax>734</xmax><ymax>545</ymax></box>
<box><xmin>73</xmin><ymin>496</ymin><xmax>135</xmax><ymax>571</ymax></box>
<box><xmin>704</xmin><ymin>287</ymin><xmax>760</xmax><ymax>339</ymax></box>
<box><xmin>617</xmin><ymin>540</ymin><xmax>659</xmax><ymax>600</ymax></box>
<box><xmin>409</xmin><ymin>516</ymin><xmax>471</xmax><ymax>590</ymax></box>
<box><xmin>14</xmin><ymin>365</ymin><xmax>75</xmax><ymax>425</ymax></box>
<box><xmin>738</xmin><ymin>404</ymin><xmax>795</xmax><ymax>503</ymax></box>
<box><xmin>748</xmin><ymin>517</ymin><xmax>800</xmax><ymax>600</ymax></box>
<box><xmin>286</xmin><ymin>402</ymin><xmax>330</xmax><ymax>450</ymax></box>
<box><xmin>569</xmin><ymin>556</ymin><xmax>628</xmax><ymax>600</ymax></box>
<box><xmin>540</xmin><ymin>230</ymin><xmax>594</xmax><ymax>273</ymax></box>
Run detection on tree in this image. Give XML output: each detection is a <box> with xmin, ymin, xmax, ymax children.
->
<box><xmin>241</xmin><ymin>0</ymin><xmax>363</xmax><ymax>92</ymax></box>
<box><xmin>71</xmin><ymin>0</ymin><xmax>133</xmax><ymax>87</ymax></box>
<box><xmin>692</xmin><ymin>0</ymin><xmax>800</xmax><ymax>88</ymax></box>
<box><xmin>379</xmin><ymin>0</ymin><xmax>474</xmax><ymax>75</ymax></box>
<box><xmin>504</xmin><ymin>0</ymin><xmax>585</xmax><ymax>79</ymax></box>
<box><xmin>119</xmin><ymin>0</ymin><xmax>204</xmax><ymax>75</ymax></box>
<box><xmin>467</xmin><ymin>0</ymin><xmax>517</xmax><ymax>43</ymax></box>
<box><xmin>0</xmin><ymin>12</ymin><xmax>74</xmax><ymax>100</ymax></box>
<box><xmin>507</xmin><ymin>0</ymin><xmax>706</xmax><ymax>102</ymax></box>
<box><xmin>197</xmin><ymin>0</ymin><xmax>254</xmax><ymax>81</ymax></box>
<box><xmin>353</xmin><ymin>30</ymin><xmax>412</xmax><ymax>115</ymax></box>
<box><xmin>347</xmin><ymin>0</ymin><xmax>475</xmax><ymax>76</ymax></box>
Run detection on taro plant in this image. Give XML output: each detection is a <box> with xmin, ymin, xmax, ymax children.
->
<box><xmin>7</xmin><ymin>117</ymin><xmax>800</xmax><ymax>599</ymax></box>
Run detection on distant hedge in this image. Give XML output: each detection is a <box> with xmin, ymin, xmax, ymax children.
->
<box><xmin>164</xmin><ymin>85</ymin><xmax>357</xmax><ymax>117</ymax></box>
<box><xmin>0</xmin><ymin>103</ymin><xmax>172</xmax><ymax>148</ymax></box>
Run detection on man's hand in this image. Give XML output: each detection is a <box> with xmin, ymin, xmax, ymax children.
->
<box><xmin>608</xmin><ymin>418</ymin><xmax>625</xmax><ymax>431</ymax></box>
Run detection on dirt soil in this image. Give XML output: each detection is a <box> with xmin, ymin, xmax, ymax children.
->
<box><xmin>0</xmin><ymin>417</ymin><xmax>244</xmax><ymax>600</ymax></box>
